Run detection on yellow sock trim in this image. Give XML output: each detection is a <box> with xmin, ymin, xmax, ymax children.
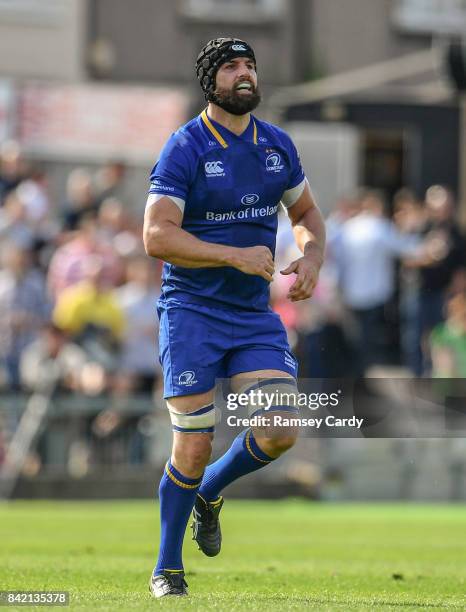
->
<box><xmin>245</xmin><ymin>430</ymin><xmax>270</xmax><ymax>464</ymax></box>
<box><xmin>165</xmin><ymin>463</ymin><xmax>200</xmax><ymax>490</ymax></box>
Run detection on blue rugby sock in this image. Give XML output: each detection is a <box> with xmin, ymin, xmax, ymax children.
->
<box><xmin>198</xmin><ymin>429</ymin><xmax>274</xmax><ymax>502</ymax></box>
<box><xmin>154</xmin><ymin>460</ymin><xmax>202</xmax><ymax>575</ymax></box>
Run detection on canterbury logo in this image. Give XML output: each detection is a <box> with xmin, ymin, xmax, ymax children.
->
<box><xmin>205</xmin><ymin>161</ymin><xmax>224</xmax><ymax>176</ymax></box>
<box><xmin>231</xmin><ymin>44</ymin><xmax>247</xmax><ymax>51</ymax></box>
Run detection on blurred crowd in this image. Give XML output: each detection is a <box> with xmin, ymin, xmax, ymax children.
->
<box><xmin>1</xmin><ymin>138</ymin><xmax>466</xmax><ymax>405</ymax></box>
<box><xmin>0</xmin><ymin>140</ymin><xmax>162</xmax><ymax>400</ymax></box>
<box><xmin>273</xmin><ymin>185</ymin><xmax>466</xmax><ymax>379</ymax></box>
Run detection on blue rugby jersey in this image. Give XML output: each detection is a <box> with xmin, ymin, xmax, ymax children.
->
<box><xmin>147</xmin><ymin>110</ymin><xmax>306</xmax><ymax>311</ymax></box>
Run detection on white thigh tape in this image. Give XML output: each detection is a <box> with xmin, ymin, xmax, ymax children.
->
<box><xmin>167</xmin><ymin>402</ymin><xmax>216</xmax><ymax>430</ymax></box>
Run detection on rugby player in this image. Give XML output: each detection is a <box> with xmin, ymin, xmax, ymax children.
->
<box><xmin>143</xmin><ymin>37</ymin><xmax>326</xmax><ymax>598</ymax></box>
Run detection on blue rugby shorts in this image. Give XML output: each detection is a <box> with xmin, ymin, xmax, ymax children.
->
<box><xmin>157</xmin><ymin>300</ymin><xmax>298</xmax><ymax>398</ymax></box>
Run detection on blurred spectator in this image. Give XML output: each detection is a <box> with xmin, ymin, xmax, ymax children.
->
<box><xmin>274</xmin><ymin>208</ymin><xmax>353</xmax><ymax>377</ymax></box>
<box><xmin>98</xmin><ymin>197</ymin><xmax>128</xmax><ymax>240</ymax></box>
<box><xmin>97</xmin><ymin>197</ymin><xmax>140</xmax><ymax>257</ymax></box>
<box><xmin>0</xmin><ymin>141</ymin><xmax>27</xmax><ymax>205</ymax></box>
<box><xmin>431</xmin><ymin>291</ymin><xmax>466</xmax><ymax>377</ymax></box>
<box><xmin>94</xmin><ymin>160</ymin><xmax>127</xmax><ymax>206</ymax></box>
<box><xmin>272</xmin><ymin>209</ymin><xmax>302</xmax><ymax>337</ymax></box>
<box><xmin>393</xmin><ymin>188</ymin><xmax>426</xmax><ymax>233</ymax></box>
<box><xmin>393</xmin><ymin>189</ymin><xmax>426</xmax><ymax>375</ymax></box>
<box><xmin>16</xmin><ymin>168</ymin><xmax>50</xmax><ymax>227</ymax></box>
<box><xmin>405</xmin><ymin>186</ymin><xmax>466</xmax><ymax>374</ymax></box>
<box><xmin>0</xmin><ymin>190</ymin><xmax>36</xmax><ymax>250</ymax></box>
<box><xmin>20</xmin><ymin>323</ymin><xmax>87</xmax><ymax>394</ymax></box>
<box><xmin>52</xmin><ymin>254</ymin><xmax>125</xmax><ymax>375</ymax></box>
<box><xmin>419</xmin><ymin>186</ymin><xmax>465</xmax><ymax>321</ymax></box>
<box><xmin>47</xmin><ymin>213</ymin><xmax>122</xmax><ymax>301</ymax></box>
<box><xmin>115</xmin><ymin>256</ymin><xmax>161</xmax><ymax>394</ymax></box>
<box><xmin>325</xmin><ymin>192</ymin><xmax>361</xmax><ymax>244</ymax></box>
<box><xmin>0</xmin><ymin>244</ymin><xmax>50</xmax><ymax>388</ymax></box>
<box><xmin>329</xmin><ymin>190</ymin><xmax>422</xmax><ymax>374</ymax></box>
<box><xmin>62</xmin><ymin>168</ymin><xmax>99</xmax><ymax>231</ymax></box>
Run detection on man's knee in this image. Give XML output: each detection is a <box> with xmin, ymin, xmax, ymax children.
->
<box><xmin>166</xmin><ymin>390</ymin><xmax>217</xmax><ymax>478</ymax></box>
<box><xmin>234</xmin><ymin>373</ymin><xmax>299</xmax><ymax>458</ymax></box>
<box><xmin>257</xmin><ymin>432</ymin><xmax>297</xmax><ymax>459</ymax></box>
<box><xmin>172</xmin><ymin>432</ymin><xmax>213</xmax><ymax>478</ymax></box>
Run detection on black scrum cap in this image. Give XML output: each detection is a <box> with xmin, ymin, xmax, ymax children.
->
<box><xmin>195</xmin><ymin>38</ymin><xmax>256</xmax><ymax>100</ymax></box>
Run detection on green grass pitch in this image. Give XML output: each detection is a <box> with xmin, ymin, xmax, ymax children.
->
<box><xmin>0</xmin><ymin>500</ymin><xmax>465</xmax><ymax>610</ymax></box>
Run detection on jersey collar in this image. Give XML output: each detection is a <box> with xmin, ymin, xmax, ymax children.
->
<box><xmin>201</xmin><ymin>109</ymin><xmax>257</xmax><ymax>149</ymax></box>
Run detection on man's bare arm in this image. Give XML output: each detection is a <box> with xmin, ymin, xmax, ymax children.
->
<box><xmin>287</xmin><ymin>182</ymin><xmax>326</xmax><ymax>262</ymax></box>
<box><xmin>143</xmin><ymin>196</ymin><xmax>275</xmax><ymax>282</ymax></box>
<box><xmin>280</xmin><ymin>182</ymin><xmax>326</xmax><ymax>301</ymax></box>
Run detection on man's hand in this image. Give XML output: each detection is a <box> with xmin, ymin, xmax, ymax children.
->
<box><xmin>283</xmin><ymin>181</ymin><xmax>325</xmax><ymax>300</ymax></box>
<box><xmin>231</xmin><ymin>246</ymin><xmax>275</xmax><ymax>282</ymax></box>
<box><xmin>281</xmin><ymin>255</ymin><xmax>320</xmax><ymax>301</ymax></box>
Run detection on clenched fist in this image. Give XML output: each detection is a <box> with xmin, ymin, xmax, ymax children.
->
<box><xmin>231</xmin><ymin>245</ymin><xmax>275</xmax><ymax>282</ymax></box>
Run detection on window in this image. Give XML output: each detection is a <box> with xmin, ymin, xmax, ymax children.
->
<box><xmin>178</xmin><ymin>0</ymin><xmax>285</xmax><ymax>23</ymax></box>
<box><xmin>0</xmin><ymin>0</ymin><xmax>67</xmax><ymax>25</ymax></box>
<box><xmin>392</xmin><ymin>0</ymin><xmax>466</xmax><ymax>35</ymax></box>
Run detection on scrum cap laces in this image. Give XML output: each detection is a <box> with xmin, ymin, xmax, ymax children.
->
<box><xmin>196</xmin><ymin>38</ymin><xmax>256</xmax><ymax>100</ymax></box>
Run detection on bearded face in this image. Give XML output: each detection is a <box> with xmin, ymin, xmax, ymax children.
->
<box><xmin>210</xmin><ymin>80</ymin><xmax>262</xmax><ymax>116</ymax></box>
<box><xmin>210</xmin><ymin>57</ymin><xmax>261</xmax><ymax>116</ymax></box>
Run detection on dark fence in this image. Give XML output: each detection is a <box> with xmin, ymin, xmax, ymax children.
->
<box><xmin>1</xmin><ymin>392</ymin><xmax>465</xmax><ymax>501</ymax></box>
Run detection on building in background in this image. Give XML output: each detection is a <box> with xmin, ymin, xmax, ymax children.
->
<box><xmin>0</xmin><ymin>0</ymin><xmax>313</xmax><ymax>208</ymax></box>
<box><xmin>0</xmin><ymin>0</ymin><xmax>87</xmax><ymax>81</ymax></box>
<box><xmin>310</xmin><ymin>0</ymin><xmax>430</xmax><ymax>77</ymax></box>
<box><xmin>1</xmin><ymin>0</ymin><xmax>463</xmax><ymax>214</ymax></box>
<box><xmin>0</xmin><ymin>0</ymin><xmax>464</xmax><ymax>212</ymax></box>
<box><xmin>270</xmin><ymin>0</ymin><xmax>465</xmax><ymax>214</ymax></box>
<box><xmin>87</xmin><ymin>0</ymin><xmax>312</xmax><ymax>92</ymax></box>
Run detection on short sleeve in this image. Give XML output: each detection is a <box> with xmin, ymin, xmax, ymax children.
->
<box><xmin>286</xmin><ymin>137</ymin><xmax>306</xmax><ymax>191</ymax></box>
<box><xmin>147</xmin><ymin>133</ymin><xmax>195</xmax><ymax>211</ymax></box>
<box><xmin>280</xmin><ymin>136</ymin><xmax>307</xmax><ymax>208</ymax></box>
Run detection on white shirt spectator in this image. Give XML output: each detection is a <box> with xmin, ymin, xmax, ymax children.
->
<box><xmin>330</xmin><ymin>212</ymin><xmax>420</xmax><ymax>309</ymax></box>
<box><xmin>16</xmin><ymin>179</ymin><xmax>49</xmax><ymax>223</ymax></box>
